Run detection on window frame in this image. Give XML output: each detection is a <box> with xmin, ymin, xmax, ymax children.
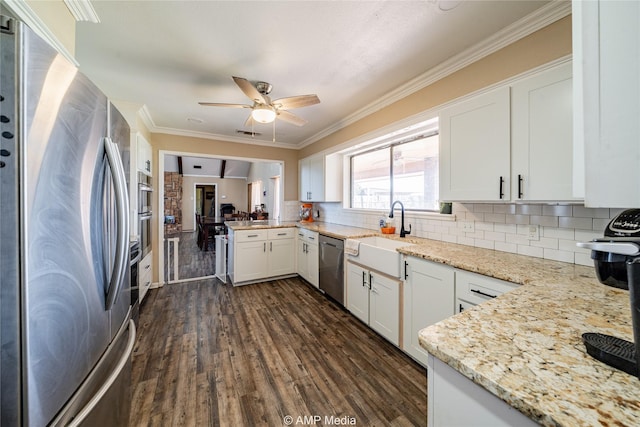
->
<box><xmin>349</xmin><ymin>129</ymin><xmax>440</xmax><ymax>212</ymax></box>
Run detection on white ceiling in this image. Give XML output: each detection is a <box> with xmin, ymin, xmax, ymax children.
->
<box><xmin>75</xmin><ymin>0</ymin><xmax>561</xmax><ymax>149</ymax></box>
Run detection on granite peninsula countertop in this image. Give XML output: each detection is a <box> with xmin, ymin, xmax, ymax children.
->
<box><xmin>409</xmin><ymin>242</ymin><xmax>640</xmax><ymax>426</ymax></box>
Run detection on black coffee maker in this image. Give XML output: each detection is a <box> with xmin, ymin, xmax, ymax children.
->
<box><xmin>578</xmin><ymin>208</ymin><xmax>640</xmax><ymax>377</ymax></box>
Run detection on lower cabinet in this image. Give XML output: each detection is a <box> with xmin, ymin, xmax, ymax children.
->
<box><xmin>428</xmin><ymin>355</ymin><xmax>537</xmax><ymax>427</ymax></box>
<box><xmin>346</xmin><ymin>261</ymin><xmax>401</xmax><ymax>346</ymax></box>
<box><xmin>139</xmin><ymin>251</ymin><xmax>153</xmax><ymax>303</ymax></box>
<box><xmin>229</xmin><ymin>228</ymin><xmax>296</xmax><ymax>284</ymax></box>
<box><xmin>297</xmin><ymin>228</ymin><xmax>319</xmax><ymax>287</ymax></box>
<box><xmin>403</xmin><ymin>256</ymin><xmax>455</xmax><ymax>366</ymax></box>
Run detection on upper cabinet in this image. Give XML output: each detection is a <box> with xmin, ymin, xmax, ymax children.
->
<box><xmin>511</xmin><ymin>61</ymin><xmax>578</xmax><ymax>202</ymax></box>
<box><xmin>137</xmin><ymin>133</ymin><xmax>152</xmax><ymax>176</ymax></box>
<box><xmin>573</xmin><ymin>1</ymin><xmax>640</xmax><ymax>208</ymax></box>
<box><xmin>439</xmin><ymin>86</ymin><xmax>510</xmax><ymax>201</ymax></box>
<box><xmin>299</xmin><ymin>153</ymin><xmax>342</xmax><ymax>202</ymax></box>
<box><xmin>439</xmin><ymin>61</ymin><xmax>577</xmax><ymax>203</ymax></box>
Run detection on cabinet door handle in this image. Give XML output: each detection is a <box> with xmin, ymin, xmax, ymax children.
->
<box><xmin>470</xmin><ymin>288</ymin><xmax>497</xmax><ymax>299</ymax></box>
<box><xmin>459</xmin><ymin>303</ymin><xmax>464</xmax><ymax>313</ymax></box>
<box><xmin>404</xmin><ymin>261</ymin><xmax>409</xmax><ymax>280</ymax></box>
<box><xmin>248</xmin><ymin>234</ymin><xmax>259</xmax><ymax>238</ymax></box>
<box><xmin>270</xmin><ymin>242</ymin><xmax>273</xmax><ymax>251</ymax></box>
<box><xmin>368</xmin><ymin>273</ymin><xmax>373</xmax><ymax>290</ymax></box>
<box><xmin>362</xmin><ymin>271</ymin><xmax>366</xmax><ymax>287</ymax></box>
<box><xmin>277</xmin><ymin>232</ymin><xmax>287</xmax><ymax>236</ymax></box>
<box><xmin>499</xmin><ymin>176</ymin><xmax>504</xmax><ymax>199</ymax></box>
<box><xmin>263</xmin><ymin>242</ymin><xmax>266</xmax><ymax>252</ymax></box>
<box><xmin>518</xmin><ymin>174</ymin><xmax>524</xmax><ymax>199</ymax></box>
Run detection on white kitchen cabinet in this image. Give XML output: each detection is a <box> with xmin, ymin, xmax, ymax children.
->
<box><xmin>455</xmin><ymin>270</ymin><xmax>518</xmax><ymax>314</ymax></box>
<box><xmin>346</xmin><ymin>261</ymin><xmax>401</xmax><ymax>346</ymax></box>
<box><xmin>137</xmin><ymin>133</ymin><xmax>152</xmax><ymax>176</ymax></box>
<box><xmin>511</xmin><ymin>61</ymin><xmax>578</xmax><ymax>202</ymax></box>
<box><xmin>573</xmin><ymin>0</ymin><xmax>640</xmax><ymax>207</ymax></box>
<box><xmin>299</xmin><ymin>153</ymin><xmax>342</xmax><ymax>202</ymax></box>
<box><xmin>297</xmin><ymin>228</ymin><xmax>319</xmax><ymax>288</ymax></box>
<box><xmin>139</xmin><ymin>251</ymin><xmax>153</xmax><ymax>303</ymax></box>
<box><xmin>268</xmin><ymin>229</ymin><xmax>296</xmax><ymax>277</ymax></box>
<box><xmin>427</xmin><ymin>355</ymin><xmax>537</xmax><ymax>427</ymax></box>
<box><xmin>229</xmin><ymin>228</ymin><xmax>296</xmax><ymax>285</ymax></box>
<box><xmin>439</xmin><ymin>86</ymin><xmax>511</xmax><ymax>201</ymax></box>
<box><xmin>403</xmin><ymin>256</ymin><xmax>455</xmax><ymax>366</ymax></box>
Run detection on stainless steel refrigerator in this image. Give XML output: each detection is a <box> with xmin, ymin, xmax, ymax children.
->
<box><xmin>1</xmin><ymin>13</ymin><xmax>136</xmax><ymax>426</ymax></box>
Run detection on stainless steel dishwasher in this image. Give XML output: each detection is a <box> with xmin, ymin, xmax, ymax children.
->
<box><xmin>319</xmin><ymin>234</ymin><xmax>345</xmax><ymax>305</ymax></box>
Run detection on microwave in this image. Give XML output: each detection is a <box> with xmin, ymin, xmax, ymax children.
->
<box><xmin>138</xmin><ymin>172</ymin><xmax>152</xmax><ymax>215</ymax></box>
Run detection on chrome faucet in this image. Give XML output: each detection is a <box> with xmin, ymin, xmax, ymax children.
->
<box><xmin>389</xmin><ymin>200</ymin><xmax>411</xmax><ymax>238</ymax></box>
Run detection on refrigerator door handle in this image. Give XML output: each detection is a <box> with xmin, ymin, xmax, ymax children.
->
<box><xmin>67</xmin><ymin>320</ymin><xmax>136</xmax><ymax>427</ymax></box>
<box><xmin>104</xmin><ymin>137</ymin><xmax>130</xmax><ymax>311</ymax></box>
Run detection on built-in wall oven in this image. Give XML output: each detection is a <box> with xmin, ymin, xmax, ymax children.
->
<box><xmin>138</xmin><ymin>172</ymin><xmax>152</xmax><ymax>257</ymax></box>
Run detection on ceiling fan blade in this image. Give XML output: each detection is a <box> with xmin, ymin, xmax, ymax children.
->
<box><xmin>277</xmin><ymin>110</ymin><xmax>307</xmax><ymax>126</ymax></box>
<box><xmin>198</xmin><ymin>102</ymin><xmax>251</xmax><ymax>108</ymax></box>
<box><xmin>273</xmin><ymin>94</ymin><xmax>320</xmax><ymax>110</ymax></box>
<box><xmin>233</xmin><ymin>76</ymin><xmax>268</xmax><ymax>104</ymax></box>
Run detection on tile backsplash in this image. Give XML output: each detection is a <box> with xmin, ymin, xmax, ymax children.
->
<box><xmin>298</xmin><ymin>201</ymin><xmax>627</xmax><ymax>267</ymax></box>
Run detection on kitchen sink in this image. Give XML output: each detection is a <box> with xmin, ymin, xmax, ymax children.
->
<box><xmin>348</xmin><ymin>236</ymin><xmax>413</xmax><ymax>278</ymax></box>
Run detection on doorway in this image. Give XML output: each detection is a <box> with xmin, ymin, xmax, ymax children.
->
<box><xmin>196</xmin><ymin>184</ymin><xmax>216</xmax><ymax>217</ymax></box>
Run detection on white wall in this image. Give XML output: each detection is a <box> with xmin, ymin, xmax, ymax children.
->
<box><xmin>314</xmin><ymin>202</ymin><xmax>624</xmax><ymax>267</ymax></box>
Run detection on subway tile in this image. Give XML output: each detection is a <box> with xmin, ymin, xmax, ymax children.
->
<box><xmin>574</xmin><ymin>229</ymin><xmax>601</xmax><ymax>242</ymax></box>
<box><xmin>531</xmin><ymin>237</ymin><xmax>559</xmax><ymax>250</ymax></box>
<box><xmin>543</xmin><ymin>227</ymin><xmax>575</xmax><ymax>240</ymax></box>
<box><xmin>559</xmin><ymin>216</ymin><xmax>592</xmax><ymax>230</ymax></box>
<box><xmin>495</xmin><ymin>241</ymin><xmax>518</xmax><ymax>254</ymax></box>
<box><xmin>573</xmin><ymin>206</ymin><xmax>610</xmax><ymax>218</ymax></box>
<box><xmin>559</xmin><ymin>239</ymin><xmax>583</xmax><ymax>253</ymax></box>
<box><xmin>493</xmin><ymin>204</ymin><xmax>517</xmax><ymax>214</ymax></box>
<box><xmin>530</xmin><ymin>215</ymin><xmax>559</xmax><ymax>227</ymax></box>
<box><xmin>575</xmin><ymin>252</ymin><xmax>594</xmax><ymax>267</ymax></box>
<box><xmin>495</xmin><ymin>223</ymin><xmax>517</xmax><ymax>234</ymax></box>
<box><xmin>457</xmin><ymin>236</ymin><xmax>474</xmax><ymax>247</ymax></box>
<box><xmin>542</xmin><ymin>205</ymin><xmax>573</xmax><ymax>217</ymax></box>
<box><xmin>484</xmin><ymin>213</ymin><xmax>506</xmax><ymax>223</ymax></box>
<box><xmin>476</xmin><ymin>222</ymin><xmax>494</xmax><ymax>231</ymax></box>
<box><xmin>516</xmin><ymin>204</ymin><xmax>542</xmax><ymax>215</ymax></box>
<box><xmin>506</xmin><ymin>233</ymin><xmax>531</xmax><ymax>246</ymax></box>
<box><xmin>474</xmin><ymin>239</ymin><xmax>495</xmax><ymax>250</ymax></box>
<box><xmin>517</xmin><ymin>245</ymin><xmax>544</xmax><ymax>258</ymax></box>
<box><xmin>473</xmin><ymin>204</ymin><xmax>494</xmax><ymax>213</ymax></box>
<box><xmin>505</xmin><ymin>214</ymin><xmax>530</xmax><ymax>225</ymax></box>
<box><xmin>592</xmin><ymin>218</ymin><xmax>609</xmax><ymax>232</ymax></box>
<box><xmin>484</xmin><ymin>231</ymin><xmax>506</xmax><ymax>242</ymax></box>
<box><xmin>544</xmin><ymin>249</ymin><xmax>575</xmax><ymax>264</ymax></box>
<box><xmin>441</xmin><ymin>233</ymin><xmax>457</xmax><ymax>243</ymax></box>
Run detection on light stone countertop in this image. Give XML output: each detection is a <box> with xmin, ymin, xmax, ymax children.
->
<box><xmin>226</xmin><ymin>220</ymin><xmax>640</xmax><ymax>425</ymax></box>
<box><xmin>406</xmin><ymin>241</ymin><xmax>640</xmax><ymax>427</ymax></box>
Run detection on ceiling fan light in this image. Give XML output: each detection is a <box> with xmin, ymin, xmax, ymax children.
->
<box><xmin>252</xmin><ymin>105</ymin><xmax>276</xmax><ymax>123</ymax></box>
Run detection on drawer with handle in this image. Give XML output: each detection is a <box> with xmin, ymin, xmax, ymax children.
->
<box><xmin>455</xmin><ymin>270</ymin><xmax>518</xmax><ymax>311</ymax></box>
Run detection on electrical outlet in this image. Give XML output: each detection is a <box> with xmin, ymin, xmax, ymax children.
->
<box><xmin>527</xmin><ymin>225</ymin><xmax>539</xmax><ymax>240</ymax></box>
<box><xmin>462</xmin><ymin>221</ymin><xmax>475</xmax><ymax>233</ymax></box>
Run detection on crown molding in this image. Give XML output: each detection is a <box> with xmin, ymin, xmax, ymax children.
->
<box><xmin>63</xmin><ymin>0</ymin><xmax>100</xmax><ymax>23</ymax></box>
<box><xmin>3</xmin><ymin>0</ymin><xmax>79</xmax><ymax>66</ymax></box>
<box><xmin>297</xmin><ymin>0</ymin><xmax>572</xmax><ymax>149</ymax></box>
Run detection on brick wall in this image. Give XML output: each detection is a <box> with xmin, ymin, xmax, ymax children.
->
<box><xmin>164</xmin><ymin>172</ymin><xmax>182</xmax><ymax>234</ymax></box>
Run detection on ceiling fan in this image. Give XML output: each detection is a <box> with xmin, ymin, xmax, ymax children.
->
<box><xmin>199</xmin><ymin>76</ymin><xmax>320</xmax><ymax>127</ymax></box>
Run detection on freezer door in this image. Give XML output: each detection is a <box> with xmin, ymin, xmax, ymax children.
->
<box><xmin>18</xmin><ymin>23</ymin><xmax>114</xmax><ymax>426</ymax></box>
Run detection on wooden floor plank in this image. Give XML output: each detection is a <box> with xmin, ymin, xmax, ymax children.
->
<box><xmin>130</xmin><ymin>277</ymin><xmax>426</xmax><ymax>426</ymax></box>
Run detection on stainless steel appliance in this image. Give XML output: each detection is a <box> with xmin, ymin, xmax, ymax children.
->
<box><xmin>131</xmin><ymin>240</ymin><xmax>142</xmax><ymax>325</ymax></box>
<box><xmin>319</xmin><ymin>234</ymin><xmax>345</xmax><ymax>305</ymax></box>
<box><xmin>1</xmin><ymin>15</ymin><xmax>135</xmax><ymax>426</ymax></box>
<box><xmin>138</xmin><ymin>172</ymin><xmax>153</xmax><ymax>257</ymax></box>
<box><xmin>578</xmin><ymin>209</ymin><xmax>640</xmax><ymax>377</ymax></box>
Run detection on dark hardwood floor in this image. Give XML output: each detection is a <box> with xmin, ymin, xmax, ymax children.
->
<box><xmin>130</xmin><ymin>277</ymin><xmax>427</xmax><ymax>426</ymax></box>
